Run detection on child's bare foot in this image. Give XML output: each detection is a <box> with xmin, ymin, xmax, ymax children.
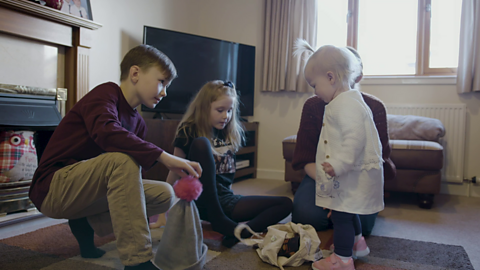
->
<box><xmin>149</xmin><ymin>213</ymin><xmax>167</xmax><ymax>229</ymax></box>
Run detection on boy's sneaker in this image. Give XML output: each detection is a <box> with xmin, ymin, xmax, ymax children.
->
<box><xmin>312</xmin><ymin>253</ymin><xmax>355</xmax><ymax>270</ymax></box>
<box><xmin>329</xmin><ymin>236</ymin><xmax>370</xmax><ymax>258</ymax></box>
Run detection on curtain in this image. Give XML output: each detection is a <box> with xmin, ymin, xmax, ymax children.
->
<box><xmin>262</xmin><ymin>0</ymin><xmax>317</xmax><ymax>92</ymax></box>
<box><xmin>457</xmin><ymin>0</ymin><xmax>480</xmax><ymax>93</ymax></box>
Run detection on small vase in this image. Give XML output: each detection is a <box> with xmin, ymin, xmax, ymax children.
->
<box><xmin>44</xmin><ymin>0</ymin><xmax>63</xmax><ymax>10</ymax></box>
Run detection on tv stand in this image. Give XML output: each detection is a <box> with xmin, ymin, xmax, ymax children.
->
<box><xmin>143</xmin><ymin>118</ymin><xmax>258</xmax><ymax>181</ymax></box>
<box><xmin>235</xmin><ymin>121</ymin><xmax>258</xmax><ymax>180</ymax></box>
<box><xmin>153</xmin><ymin>112</ymin><xmax>173</xmax><ymax>119</ymax></box>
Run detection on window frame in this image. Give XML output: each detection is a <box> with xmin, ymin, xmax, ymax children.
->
<box><xmin>346</xmin><ymin>0</ymin><xmax>458</xmax><ymax>76</ymax></box>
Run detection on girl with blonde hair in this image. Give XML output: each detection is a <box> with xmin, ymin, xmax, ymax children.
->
<box><xmin>166</xmin><ymin>80</ymin><xmax>292</xmax><ymax>247</ymax></box>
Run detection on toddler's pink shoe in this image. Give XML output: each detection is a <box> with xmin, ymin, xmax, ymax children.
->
<box><xmin>312</xmin><ymin>253</ymin><xmax>354</xmax><ymax>270</ymax></box>
<box><xmin>329</xmin><ymin>236</ymin><xmax>370</xmax><ymax>258</ymax></box>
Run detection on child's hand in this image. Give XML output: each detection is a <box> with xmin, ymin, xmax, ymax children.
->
<box><xmin>322</xmin><ymin>162</ymin><xmax>335</xmax><ymax>177</ymax></box>
<box><xmin>323</xmin><ymin>208</ymin><xmax>332</xmax><ymax>218</ymax></box>
<box><xmin>159</xmin><ymin>152</ymin><xmax>202</xmax><ymax>178</ymax></box>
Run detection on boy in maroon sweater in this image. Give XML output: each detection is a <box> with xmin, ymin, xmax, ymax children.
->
<box><xmin>29</xmin><ymin>45</ymin><xmax>201</xmax><ymax>270</ymax></box>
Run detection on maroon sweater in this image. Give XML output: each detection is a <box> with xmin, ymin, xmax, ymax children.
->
<box><xmin>29</xmin><ymin>82</ymin><xmax>164</xmax><ymax>209</ymax></box>
<box><xmin>292</xmin><ymin>93</ymin><xmax>396</xmax><ymax>180</ymax></box>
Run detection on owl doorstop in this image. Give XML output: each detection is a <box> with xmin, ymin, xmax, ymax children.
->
<box><xmin>0</xmin><ymin>131</ymin><xmax>38</xmax><ymax>183</ymax></box>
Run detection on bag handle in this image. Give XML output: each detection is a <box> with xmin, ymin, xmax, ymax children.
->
<box><xmin>234</xmin><ymin>223</ymin><xmax>264</xmax><ymax>246</ymax></box>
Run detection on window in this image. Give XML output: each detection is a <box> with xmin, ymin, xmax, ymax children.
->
<box><xmin>317</xmin><ymin>0</ymin><xmax>348</xmax><ymax>47</ymax></box>
<box><xmin>428</xmin><ymin>0</ymin><xmax>462</xmax><ymax>71</ymax></box>
<box><xmin>317</xmin><ymin>0</ymin><xmax>462</xmax><ymax>76</ymax></box>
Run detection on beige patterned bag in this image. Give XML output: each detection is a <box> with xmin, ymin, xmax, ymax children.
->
<box><xmin>234</xmin><ymin>222</ymin><xmax>322</xmax><ymax>270</ymax></box>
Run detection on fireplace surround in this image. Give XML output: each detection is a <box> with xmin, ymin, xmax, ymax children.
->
<box><xmin>0</xmin><ymin>85</ymin><xmax>61</xmax><ymax>216</ymax></box>
<box><xmin>0</xmin><ymin>0</ymin><xmax>102</xmax><ymax>225</ymax></box>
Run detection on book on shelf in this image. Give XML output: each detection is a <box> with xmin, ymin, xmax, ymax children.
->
<box><xmin>235</xmin><ymin>159</ymin><xmax>250</xmax><ymax>169</ymax></box>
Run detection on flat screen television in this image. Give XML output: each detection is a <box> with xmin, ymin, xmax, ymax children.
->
<box><xmin>142</xmin><ymin>26</ymin><xmax>255</xmax><ymax>116</ymax></box>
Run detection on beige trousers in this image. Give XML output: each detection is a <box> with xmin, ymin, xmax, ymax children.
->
<box><xmin>41</xmin><ymin>152</ymin><xmax>174</xmax><ymax>266</ymax></box>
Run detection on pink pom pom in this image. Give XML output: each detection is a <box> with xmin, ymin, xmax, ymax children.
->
<box><xmin>173</xmin><ymin>175</ymin><xmax>203</xmax><ymax>202</ymax></box>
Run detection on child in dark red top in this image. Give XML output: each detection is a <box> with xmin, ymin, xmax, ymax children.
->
<box><xmin>29</xmin><ymin>45</ymin><xmax>201</xmax><ymax>270</ymax></box>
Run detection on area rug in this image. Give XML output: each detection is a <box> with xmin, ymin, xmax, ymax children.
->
<box><xmin>0</xmin><ymin>222</ymin><xmax>474</xmax><ymax>270</ymax></box>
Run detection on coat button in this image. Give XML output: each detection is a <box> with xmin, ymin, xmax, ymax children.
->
<box><xmin>322</xmin><ymin>123</ymin><xmax>325</xmax><ymax>126</ymax></box>
<box><xmin>326</xmin><ymin>155</ymin><xmax>330</xmax><ymax>159</ymax></box>
<box><xmin>324</xmin><ymin>140</ymin><xmax>327</xmax><ymax>144</ymax></box>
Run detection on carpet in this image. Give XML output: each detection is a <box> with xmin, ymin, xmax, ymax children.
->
<box><xmin>0</xmin><ymin>222</ymin><xmax>474</xmax><ymax>270</ymax></box>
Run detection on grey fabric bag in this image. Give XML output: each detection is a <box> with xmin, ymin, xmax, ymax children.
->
<box><xmin>154</xmin><ymin>199</ymin><xmax>208</xmax><ymax>270</ymax></box>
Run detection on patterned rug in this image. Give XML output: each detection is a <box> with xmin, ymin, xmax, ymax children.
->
<box><xmin>0</xmin><ymin>221</ymin><xmax>474</xmax><ymax>270</ymax></box>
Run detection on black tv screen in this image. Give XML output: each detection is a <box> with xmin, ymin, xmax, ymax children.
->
<box><xmin>142</xmin><ymin>26</ymin><xmax>255</xmax><ymax>116</ymax></box>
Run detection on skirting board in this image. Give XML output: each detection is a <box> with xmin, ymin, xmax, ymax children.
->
<box><xmin>258</xmin><ymin>168</ymin><xmax>480</xmax><ymax>198</ymax></box>
<box><xmin>469</xmin><ymin>183</ymin><xmax>480</xmax><ymax>198</ymax></box>
<box><xmin>256</xmin><ymin>168</ymin><xmax>284</xmax><ymax>181</ymax></box>
<box><xmin>442</xmin><ymin>182</ymin><xmax>480</xmax><ymax>198</ymax></box>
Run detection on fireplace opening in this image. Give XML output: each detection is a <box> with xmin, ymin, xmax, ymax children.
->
<box><xmin>0</xmin><ymin>83</ymin><xmax>63</xmax><ymax>226</ymax></box>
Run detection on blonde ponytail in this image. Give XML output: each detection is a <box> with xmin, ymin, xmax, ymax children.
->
<box><xmin>293</xmin><ymin>38</ymin><xmax>315</xmax><ymax>58</ymax></box>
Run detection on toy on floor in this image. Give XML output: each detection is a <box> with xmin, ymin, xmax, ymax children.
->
<box><xmin>149</xmin><ymin>176</ymin><xmax>204</xmax><ymax>229</ymax></box>
<box><xmin>154</xmin><ymin>175</ymin><xmax>208</xmax><ymax>270</ymax></box>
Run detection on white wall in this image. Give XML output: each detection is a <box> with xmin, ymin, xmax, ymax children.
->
<box><xmin>88</xmin><ymin>0</ymin><xmax>480</xmax><ymax>196</ymax></box>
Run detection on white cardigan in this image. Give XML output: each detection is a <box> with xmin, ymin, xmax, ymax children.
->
<box><xmin>315</xmin><ymin>90</ymin><xmax>384</xmax><ymax>215</ymax></box>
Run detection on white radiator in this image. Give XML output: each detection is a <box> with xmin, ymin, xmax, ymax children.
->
<box><xmin>385</xmin><ymin>104</ymin><xmax>467</xmax><ymax>183</ymax></box>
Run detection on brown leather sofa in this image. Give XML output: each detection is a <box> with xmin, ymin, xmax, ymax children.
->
<box><xmin>283</xmin><ymin>114</ymin><xmax>445</xmax><ymax>209</ymax></box>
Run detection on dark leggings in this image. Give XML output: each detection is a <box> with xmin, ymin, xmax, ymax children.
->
<box><xmin>188</xmin><ymin>137</ymin><xmax>292</xmax><ymax>237</ymax></box>
<box><xmin>330</xmin><ymin>210</ymin><xmax>361</xmax><ymax>257</ymax></box>
<box><xmin>230</xmin><ymin>195</ymin><xmax>293</xmax><ymax>237</ymax></box>
<box><xmin>188</xmin><ymin>137</ymin><xmax>237</xmax><ymax>236</ymax></box>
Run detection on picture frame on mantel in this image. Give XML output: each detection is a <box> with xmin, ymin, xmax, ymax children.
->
<box><xmin>59</xmin><ymin>0</ymin><xmax>92</xmax><ymax>20</ymax></box>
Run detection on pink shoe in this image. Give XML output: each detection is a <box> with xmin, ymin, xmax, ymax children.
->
<box><xmin>329</xmin><ymin>236</ymin><xmax>370</xmax><ymax>258</ymax></box>
<box><xmin>312</xmin><ymin>253</ymin><xmax>354</xmax><ymax>270</ymax></box>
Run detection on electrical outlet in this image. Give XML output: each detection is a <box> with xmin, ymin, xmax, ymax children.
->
<box><xmin>463</xmin><ymin>176</ymin><xmax>478</xmax><ymax>184</ymax></box>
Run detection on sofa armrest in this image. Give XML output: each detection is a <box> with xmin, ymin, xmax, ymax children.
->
<box><xmin>282</xmin><ymin>135</ymin><xmax>297</xmax><ymax>161</ymax></box>
<box><xmin>285</xmin><ymin>160</ymin><xmax>306</xmax><ymax>183</ymax></box>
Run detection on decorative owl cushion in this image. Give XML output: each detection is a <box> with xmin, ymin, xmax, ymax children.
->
<box><xmin>0</xmin><ymin>131</ymin><xmax>38</xmax><ymax>183</ymax></box>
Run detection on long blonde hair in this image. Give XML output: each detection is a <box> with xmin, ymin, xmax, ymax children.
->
<box><xmin>176</xmin><ymin>80</ymin><xmax>245</xmax><ymax>153</ymax></box>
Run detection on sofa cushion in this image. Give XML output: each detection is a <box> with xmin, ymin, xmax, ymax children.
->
<box><xmin>387</xmin><ymin>114</ymin><xmax>445</xmax><ymax>142</ymax></box>
<box><xmin>390</xmin><ymin>140</ymin><xmax>443</xmax><ymax>170</ymax></box>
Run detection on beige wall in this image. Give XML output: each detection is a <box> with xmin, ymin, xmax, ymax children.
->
<box><xmin>88</xmin><ymin>0</ymin><xmax>265</xmax><ymax>88</ymax></box>
<box><xmin>88</xmin><ymin>0</ymin><xmax>480</xmax><ymax>196</ymax></box>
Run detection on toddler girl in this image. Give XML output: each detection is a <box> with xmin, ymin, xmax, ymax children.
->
<box><xmin>295</xmin><ymin>41</ymin><xmax>384</xmax><ymax>270</ymax></box>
